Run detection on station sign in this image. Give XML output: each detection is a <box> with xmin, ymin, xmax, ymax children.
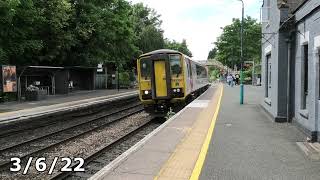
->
<box><xmin>2</xmin><ymin>65</ymin><xmax>17</xmax><ymax>92</ymax></box>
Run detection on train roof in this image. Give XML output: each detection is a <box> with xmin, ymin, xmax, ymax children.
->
<box><xmin>138</xmin><ymin>49</ymin><xmax>205</xmax><ymax>67</ymax></box>
<box><xmin>139</xmin><ymin>49</ymin><xmax>193</xmax><ymax>60</ymax></box>
<box><xmin>139</xmin><ymin>49</ymin><xmax>181</xmax><ymax>57</ymax></box>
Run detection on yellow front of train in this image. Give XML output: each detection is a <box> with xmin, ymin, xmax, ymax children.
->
<box><xmin>137</xmin><ymin>50</ymin><xmax>186</xmax><ymax>114</ymax></box>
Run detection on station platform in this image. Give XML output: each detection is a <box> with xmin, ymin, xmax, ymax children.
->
<box><xmin>0</xmin><ymin>89</ymin><xmax>137</xmax><ymax>123</ymax></box>
<box><xmin>90</xmin><ymin>84</ymin><xmax>320</xmax><ymax>180</ymax></box>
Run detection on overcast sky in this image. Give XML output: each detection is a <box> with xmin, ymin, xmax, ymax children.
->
<box><xmin>130</xmin><ymin>0</ymin><xmax>263</xmax><ymax>60</ymax></box>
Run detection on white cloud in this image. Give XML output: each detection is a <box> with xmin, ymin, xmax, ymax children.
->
<box><xmin>130</xmin><ymin>0</ymin><xmax>262</xmax><ymax>60</ymax></box>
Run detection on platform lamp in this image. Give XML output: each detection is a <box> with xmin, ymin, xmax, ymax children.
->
<box><xmin>237</xmin><ymin>0</ymin><xmax>245</xmax><ymax>105</ymax></box>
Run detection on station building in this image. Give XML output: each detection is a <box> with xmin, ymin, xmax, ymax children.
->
<box><xmin>261</xmin><ymin>0</ymin><xmax>320</xmax><ymax>141</ymax></box>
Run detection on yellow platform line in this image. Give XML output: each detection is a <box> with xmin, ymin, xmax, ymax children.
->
<box><xmin>154</xmin><ymin>85</ymin><xmax>223</xmax><ymax>180</ymax></box>
<box><xmin>189</xmin><ymin>85</ymin><xmax>223</xmax><ymax>180</ymax></box>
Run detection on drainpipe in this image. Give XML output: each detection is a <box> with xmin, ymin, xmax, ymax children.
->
<box><xmin>286</xmin><ymin>39</ymin><xmax>291</xmax><ymax>123</ymax></box>
<box><xmin>286</xmin><ymin>31</ymin><xmax>294</xmax><ymax>123</ymax></box>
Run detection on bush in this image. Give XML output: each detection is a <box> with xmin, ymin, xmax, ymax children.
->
<box><xmin>119</xmin><ymin>72</ymin><xmax>130</xmax><ymax>87</ymax></box>
<box><xmin>209</xmin><ymin>69</ymin><xmax>220</xmax><ymax>82</ymax></box>
<box><xmin>0</xmin><ymin>93</ymin><xmax>17</xmax><ymax>102</ymax></box>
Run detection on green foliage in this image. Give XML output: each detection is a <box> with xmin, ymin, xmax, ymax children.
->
<box><xmin>0</xmin><ymin>0</ymin><xmax>192</xmax><ymax>70</ymax></box>
<box><xmin>164</xmin><ymin>39</ymin><xmax>192</xmax><ymax>57</ymax></box>
<box><xmin>0</xmin><ymin>92</ymin><xmax>17</xmax><ymax>102</ymax></box>
<box><xmin>214</xmin><ymin>17</ymin><xmax>261</xmax><ymax>68</ymax></box>
<box><xmin>66</xmin><ymin>0</ymin><xmax>138</xmax><ymax>66</ymax></box>
<box><xmin>209</xmin><ymin>68</ymin><xmax>220</xmax><ymax>82</ymax></box>
<box><xmin>0</xmin><ymin>0</ymin><xmax>44</xmax><ymax>65</ymax></box>
<box><xmin>128</xmin><ymin>71</ymin><xmax>136</xmax><ymax>82</ymax></box>
<box><xmin>119</xmin><ymin>71</ymin><xmax>130</xmax><ymax>86</ymax></box>
<box><xmin>130</xmin><ymin>3</ymin><xmax>164</xmax><ymax>55</ymax></box>
<box><xmin>207</xmin><ymin>48</ymin><xmax>217</xmax><ymax>60</ymax></box>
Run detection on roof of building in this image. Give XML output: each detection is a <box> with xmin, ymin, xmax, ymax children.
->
<box><xmin>279</xmin><ymin>0</ymin><xmax>308</xmax><ymax>13</ymax></box>
<box><xmin>291</xmin><ymin>0</ymin><xmax>309</xmax><ymax>13</ymax></box>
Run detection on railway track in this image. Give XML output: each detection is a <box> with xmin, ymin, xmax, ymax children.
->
<box><xmin>0</xmin><ymin>97</ymin><xmax>139</xmax><ymax>138</ymax></box>
<box><xmin>52</xmin><ymin>120</ymin><xmax>160</xmax><ymax>180</ymax></box>
<box><xmin>0</xmin><ymin>102</ymin><xmax>142</xmax><ymax>153</ymax></box>
<box><xmin>0</xmin><ymin>100</ymin><xmax>156</xmax><ymax>179</ymax></box>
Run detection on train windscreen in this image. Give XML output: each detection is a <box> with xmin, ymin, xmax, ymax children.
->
<box><xmin>140</xmin><ymin>58</ymin><xmax>151</xmax><ymax>79</ymax></box>
<box><xmin>169</xmin><ymin>55</ymin><xmax>182</xmax><ymax>75</ymax></box>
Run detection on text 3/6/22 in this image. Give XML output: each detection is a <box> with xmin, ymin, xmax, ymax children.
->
<box><xmin>10</xmin><ymin>157</ymin><xmax>85</xmax><ymax>174</ymax></box>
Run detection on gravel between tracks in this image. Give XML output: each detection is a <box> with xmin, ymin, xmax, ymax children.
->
<box><xmin>66</xmin><ymin>121</ymin><xmax>161</xmax><ymax>180</ymax></box>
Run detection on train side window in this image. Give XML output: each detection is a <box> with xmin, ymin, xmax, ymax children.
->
<box><xmin>196</xmin><ymin>64</ymin><xmax>206</xmax><ymax>78</ymax></box>
<box><xmin>189</xmin><ymin>60</ymin><xmax>192</xmax><ymax>76</ymax></box>
<box><xmin>186</xmin><ymin>61</ymin><xmax>190</xmax><ymax>77</ymax></box>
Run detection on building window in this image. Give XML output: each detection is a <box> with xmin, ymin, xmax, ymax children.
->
<box><xmin>265</xmin><ymin>54</ymin><xmax>271</xmax><ymax>98</ymax></box>
<box><xmin>302</xmin><ymin>44</ymin><xmax>308</xmax><ymax>109</ymax></box>
<box><xmin>261</xmin><ymin>0</ymin><xmax>271</xmax><ymax>23</ymax></box>
<box><xmin>267</xmin><ymin>0</ymin><xmax>270</xmax><ymax>21</ymax></box>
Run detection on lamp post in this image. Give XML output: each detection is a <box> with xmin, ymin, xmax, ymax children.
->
<box><xmin>238</xmin><ymin>0</ymin><xmax>244</xmax><ymax>105</ymax></box>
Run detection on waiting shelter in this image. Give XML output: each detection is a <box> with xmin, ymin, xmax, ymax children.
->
<box><xmin>17</xmin><ymin>66</ymin><xmax>97</xmax><ymax>100</ymax></box>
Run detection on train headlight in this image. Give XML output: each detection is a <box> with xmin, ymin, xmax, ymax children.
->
<box><xmin>173</xmin><ymin>89</ymin><xmax>177</xmax><ymax>92</ymax></box>
<box><xmin>144</xmin><ymin>90</ymin><xmax>149</xmax><ymax>95</ymax></box>
<box><xmin>177</xmin><ymin>88</ymin><xmax>181</xmax><ymax>93</ymax></box>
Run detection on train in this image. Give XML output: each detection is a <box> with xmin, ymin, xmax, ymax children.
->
<box><xmin>137</xmin><ymin>49</ymin><xmax>210</xmax><ymax>116</ymax></box>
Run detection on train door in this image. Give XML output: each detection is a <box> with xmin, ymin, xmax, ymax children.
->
<box><xmin>188</xmin><ymin>59</ymin><xmax>193</xmax><ymax>93</ymax></box>
<box><xmin>154</xmin><ymin>60</ymin><xmax>167</xmax><ymax>97</ymax></box>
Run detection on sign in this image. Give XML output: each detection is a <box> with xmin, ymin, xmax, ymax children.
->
<box><xmin>97</xmin><ymin>63</ymin><xmax>103</xmax><ymax>72</ymax></box>
<box><xmin>2</xmin><ymin>65</ymin><xmax>17</xmax><ymax>92</ymax></box>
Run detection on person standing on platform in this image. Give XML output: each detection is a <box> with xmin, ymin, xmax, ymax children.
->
<box><xmin>231</xmin><ymin>74</ymin><xmax>235</xmax><ymax>87</ymax></box>
<box><xmin>227</xmin><ymin>74</ymin><xmax>233</xmax><ymax>86</ymax></box>
<box><xmin>235</xmin><ymin>73</ymin><xmax>240</xmax><ymax>85</ymax></box>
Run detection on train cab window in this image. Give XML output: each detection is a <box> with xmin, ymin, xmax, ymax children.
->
<box><xmin>196</xmin><ymin>64</ymin><xmax>206</xmax><ymax>78</ymax></box>
<box><xmin>169</xmin><ymin>55</ymin><xmax>182</xmax><ymax>75</ymax></box>
<box><xmin>140</xmin><ymin>58</ymin><xmax>151</xmax><ymax>79</ymax></box>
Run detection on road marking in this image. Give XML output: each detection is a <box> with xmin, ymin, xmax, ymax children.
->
<box><xmin>189</xmin><ymin>85</ymin><xmax>223</xmax><ymax>180</ymax></box>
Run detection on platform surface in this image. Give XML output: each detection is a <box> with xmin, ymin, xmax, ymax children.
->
<box><xmin>91</xmin><ymin>84</ymin><xmax>320</xmax><ymax>180</ymax></box>
<box><xmin>200</xmin><ymin>85</ymin><xmax>320</xmax><ymax>180</ymax></box>
<box><xmin>0</xmin><ymin>89</ymin><xmax>137</xmax><ymax>122</ymax></box>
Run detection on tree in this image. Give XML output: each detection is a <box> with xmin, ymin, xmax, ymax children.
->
<box><xmin>214</xmin><ymin>16</ymin><xmax>261</xmax><ymax>68</ymax></box>
<box><xmin>65</xmin><ymin>0</ymin><xmax>138</xmax><ymax>66</ymax></box>
<box><xmin>0</xmin><ymin>0</ymin><xmax>43</xmax><ymax>65</ymax></box>
<box><xmin>35</xmin><ymin>0</ymin><xmax>74</xmax><ymax>65</ymax></box>
<box><xmin>164</xmin><ymin>39</ymin><xmax>192</xmax><ymax>57</ymax></box>
<box><xmin>0</xmin><ymin>0</ymin><xmax>190</xmax><ymax>71</ymax></box>
<box><xmin>130</xmin><ymin>3</ymin><xmax>164</xmax><ymax>55</ymax></box>
<box><xmin>207</xmin><ymin>48</ymin><xmax>217</xmax><ymax>60</ymax></box>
